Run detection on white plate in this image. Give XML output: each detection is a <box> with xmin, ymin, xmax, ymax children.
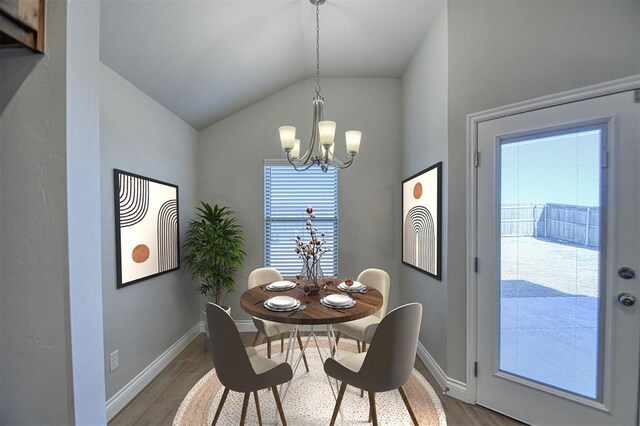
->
<box><xmin>264</xmin><ymin>299</ymin><xmax>300</xmax><ymax>312</ymax></box>
<box><xmin>337</xmin><ymin>281</ymin><xmax>365</xmax><ymax>291</ymax></box>
<box><xmin>323</xmin><ymin>294</ymin><xmax>353</xmax><ymax>307</ymax></box>
<box><xmin>320</xmin><ymin>298</ymin><xmax>356</xmax><ymax>309</ymax></box>
<box><xmin>266</xmin><ymin>295</ymin><xmax>298</xmax><ymax>308</ymax></box>
<box><xmin>266</xmin><ymin>280</ymin><xmax>296</xmax><ymax>291</ymax></box>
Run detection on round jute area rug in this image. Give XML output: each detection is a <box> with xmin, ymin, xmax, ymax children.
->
<box><xmin>174</xmin><ymin>338</ymin><xmax>447</xmax><ymax>425</ymax></box>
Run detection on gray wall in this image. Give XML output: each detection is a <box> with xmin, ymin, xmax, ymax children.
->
<box><xmin>67</xmin><ymin>0</ymin><xmax>108</xmax><ymax>421</ymax></box>
<box><xmin>401</xmin><ymin>3</ymin><xmax>449</xmax><ymax>371</ymax></box>
<box><xmin>0</xmin><ymin>50</ymin><xmax>39</xmax><ymax>115</ymax></box>
<box><xmin>199</xmin><ymin>77</ymin><xmax>402</xmax><ymax>320</ymax></box>
<box><xmin>1</xmin><ymin>1</ymin><xmax>108</xmax><ymax>421</ymax></box>
<box><xmin>446</xmin><ymin>0</ymin><xmax>640</xmax><ymax>382</ymax></box>
<box><xmin>99</xmin><ymin>64</ymin><xmax>201</xmax><ymax>399</ymax></box>
<box><xmin>0</xmin><ymin>1</ymin><xmax>74</xmax><ymax>423</ymax></box>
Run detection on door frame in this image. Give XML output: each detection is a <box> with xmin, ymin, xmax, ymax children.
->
<box><xmin>465</xmin><ymin>75</ymin><xmax>640</xmax><ymax>405</ymax></box>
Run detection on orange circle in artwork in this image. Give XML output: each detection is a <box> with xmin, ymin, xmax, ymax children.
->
<box><xmin>132</xmin><ymin>244</ymin><xmax>150</xmax><ymax>263</ymax></box>
<box><xmin>413</xmin><ymin>182</ymin><xmax>423</xmax><ymax>199</ymax></box>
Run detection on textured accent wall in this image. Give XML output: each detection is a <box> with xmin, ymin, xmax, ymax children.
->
<box><xmin>0</xmin><ymin>1</ymin><xmax>73</xmax><ymax>423</ymax></box>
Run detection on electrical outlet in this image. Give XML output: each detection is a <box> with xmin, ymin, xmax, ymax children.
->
<box><xmin>110</xmin><ymin>350</ymin><xmax>119</xmax><ymax>372</ymax></box>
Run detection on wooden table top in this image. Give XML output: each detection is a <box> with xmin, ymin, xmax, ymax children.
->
<box><xmin>240</xmin><ymin>282</ymin><xmax>383</xmax><ymax>325</ymax></box>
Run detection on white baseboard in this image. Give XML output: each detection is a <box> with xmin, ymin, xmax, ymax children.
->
<box><xmin>445</xmin><ymin>376</ymin><xmax>468</xmax><ymax>402</ymax></box>
<box><xmin>416</xmin><ymin>341</ymin><xmax>448</xmax><ymax>391</ymax></box>
<box><xmin>416</xmin><ymin>341</ymin><xmax>469</xmax><ymax>402</ymax></box>
<box><xmin>106</xmin><ymin>322</ymin><xmax>203</xmax><ymax>420</ymax></box>
<box><xmin>235</xmin><ymin>320</ymin><xmax>257</xmax><ymax>333</ymax></box>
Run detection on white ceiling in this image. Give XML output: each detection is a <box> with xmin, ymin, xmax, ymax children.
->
<box><xmin>100</xmin><ymin>0</ymin><xmax>442</xmax><ymax>131</ymax></box>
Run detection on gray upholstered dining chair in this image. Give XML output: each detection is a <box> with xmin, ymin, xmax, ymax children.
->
<box><xmin>248</xmin><ymin>267</ymin><xmax>308</xmax><ymax>371</ymax></box>
<box><xmin>333</xmin><ymin>268</ymin><xmax>391</xmax><ymax>353</ymax></box>
<box><xmin>324</xmin><ymin>302</ymin><xmax>423</xmax><ymax>426</ymax></box>
<box><xmin>206</xmin><ymin>302</ymin><xmax>292</xmax><ymax>425</ymax></box>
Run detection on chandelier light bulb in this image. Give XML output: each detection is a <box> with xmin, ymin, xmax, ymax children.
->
<box><xmin>279</xmin><ymin>126</ymin><xmax>296</xmax><ymax>150</ymax></box>
<box><xmin>318</xmin><ymin>120</ymin><xmax>336</xmax><ymax>148</ymax></box>
<box><xmin>345</xmin><ymin>130</ymin><xmax>362</xmax><ymax>154</ymax></box>
<box><xmin>291</xmin><ymin>139</ymin><xmax>301</xmax><ymax>160</ymax></box>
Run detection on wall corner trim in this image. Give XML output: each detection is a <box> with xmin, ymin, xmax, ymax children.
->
<box><xmin>106</xmin><ymin>321</ymin><xmax>204</xmax><ymax>420</ymax></box>
<box><xmin>416</xmin><ymin>341</ymin><xmax>469</xmax><ymax>403</ymax></box>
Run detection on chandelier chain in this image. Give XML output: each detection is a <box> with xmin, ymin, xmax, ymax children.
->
<box><xmin>315</xmin><ymin>2</ymin><xmax>321</xmax><ymax>96</ymax></box>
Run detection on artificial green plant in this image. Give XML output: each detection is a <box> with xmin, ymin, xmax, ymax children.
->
<box><xmin>183</xmin><ymin>202</ymin><xmax>245</xmax><ymax>306</ymax></box>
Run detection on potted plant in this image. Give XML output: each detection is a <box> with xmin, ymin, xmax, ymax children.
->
<box><xmin>183</xmin><ymin>202</ymin><xmax>245</xmax><ymax>316</ymax></box>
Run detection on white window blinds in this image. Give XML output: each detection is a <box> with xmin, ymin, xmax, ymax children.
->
<box><xmin>264</xmin><ymin>161</ymin><xmax>338</xmax><ymax>277</ymax></box>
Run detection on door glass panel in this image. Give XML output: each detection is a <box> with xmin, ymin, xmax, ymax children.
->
<box><xmin>499</xmin><ymin>126</ymin><xmax>603</xmax><ymax>399</ymax></box>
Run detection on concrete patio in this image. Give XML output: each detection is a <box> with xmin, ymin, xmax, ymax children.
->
<box><xmin>499</xmin><ymin>237</ymin><xmax>599</xmax><ymax>399</ymax></box>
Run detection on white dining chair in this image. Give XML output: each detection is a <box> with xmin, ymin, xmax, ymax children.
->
<box><xmin>333</xmin><ymin>268</ymin><xmax>390</xmax><ymax>353</ymax></box>
<box><xmin>248</xmin><ymin>267</ymin><xmax>308</xmax><ymax>371</ymax></box>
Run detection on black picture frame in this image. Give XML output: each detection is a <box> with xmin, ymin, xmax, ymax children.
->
<box><xmin>402</xmin><ymin>162</ymin><xmax>442</xmax><ymax>280</ymax></box>
<box><xmin>114</xmin><ymin>169</ymin><xmax>180</xmax><ymax>288</ymax></box>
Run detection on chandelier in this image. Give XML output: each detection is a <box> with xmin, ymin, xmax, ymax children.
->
<box><xmin>278</xmin><ymin>0</ymin><xmax>361</xmax><ymax>172</ymax></box>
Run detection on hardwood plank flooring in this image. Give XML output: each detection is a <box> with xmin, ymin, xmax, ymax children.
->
<box><xmin>109</xmin><ymin>333</ymin><xmax>523</xmax><ymax>425</ymax></box>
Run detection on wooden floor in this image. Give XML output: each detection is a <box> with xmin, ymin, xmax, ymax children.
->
<box><xmin>109</xmin><ymin>333</ymin><xmax>523</xmax><ymax>425</ymax></box>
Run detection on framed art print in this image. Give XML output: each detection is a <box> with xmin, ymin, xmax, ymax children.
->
<box><xmin>402</xmin><ymin>162</ymin><xmax>442</xmax><ymax>280</ymax></box>
<box><xmin>114</xmin><ymin>169</ymin><xmax>180</xmax><ymax>288</ymax></box>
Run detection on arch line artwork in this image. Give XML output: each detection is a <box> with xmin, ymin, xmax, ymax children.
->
<box><xmin>401</xmin><ymin>162</ymin><xmax>442</xmax><ymax>280</ymax></box>
<box><xmin>114</xmin><ymin>169</ymin><xmax>180</xmax><ymax>288</ymax></box>
<box><xmin>404</xmin><ymin>206</ymin><xmax>436</xmax><ymax>273</ymax></box>
<box><xmin>118</xmin><ymin>174</ymin><xmax>150</xmax><ymax>227</ymax></box>
<box><xmin>157</xmin><ymin>199</ymin><xmax>179</xmax><ymax>273</ymax></box>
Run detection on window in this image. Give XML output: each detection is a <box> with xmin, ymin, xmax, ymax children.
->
<box><xmin>264</xmin><ymin>161</ymin><xmax>338</xmax><ymax>277</ymax></box>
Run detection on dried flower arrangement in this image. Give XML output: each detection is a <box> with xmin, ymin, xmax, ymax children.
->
<box><xmin>295</xmin><ymin>207</ymin><xmax>331</xmax><ymax>288</ymax></box>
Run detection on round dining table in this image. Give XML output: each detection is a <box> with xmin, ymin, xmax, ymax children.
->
<box><xmin>240</xmin><ymin>281</ymin><xmax>383</xmax><ymax>325</ymax></box>
<box><xmin>240</xmin><ymin>279</ymin><xmax>384</xmax><ymax>409</ymax></box>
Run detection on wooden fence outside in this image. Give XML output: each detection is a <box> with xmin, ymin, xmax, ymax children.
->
<box><xmin>501</xmin><ymin>203</ymin><xmax>600</xmax><ymax>248</ymax></box>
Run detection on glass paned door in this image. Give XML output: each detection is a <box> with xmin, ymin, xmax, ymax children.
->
<box><xmin>499</xmin><ymin>127</ymin><xmax>604</xmax><ymax>399</ymax></box>
<box><xmin>475</xmin><ymin>88</ymin><xmax>639</xmax><ymax>426</ymax></box>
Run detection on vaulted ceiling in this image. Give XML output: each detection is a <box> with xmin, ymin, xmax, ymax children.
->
<box><xmin>100</xmin><ymin>0</ymin><xmax>442</xmax><ymax>130</ymax></box>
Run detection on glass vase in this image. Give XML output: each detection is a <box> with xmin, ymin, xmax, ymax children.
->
<box><xmin>301</xmin><ymin>258</ymin><xmax>323</xmax><ymax>292</ymax></box>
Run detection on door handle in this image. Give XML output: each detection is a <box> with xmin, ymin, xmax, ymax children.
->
<box><xmin>618</xmin><ymin>293</ymin><xmax>636</xmax><ymax>307</ymax></box>
<box><xmin>618</xmin><ymin>267</ymin><xmax>636</xmax><ymax>280</ymax></box>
